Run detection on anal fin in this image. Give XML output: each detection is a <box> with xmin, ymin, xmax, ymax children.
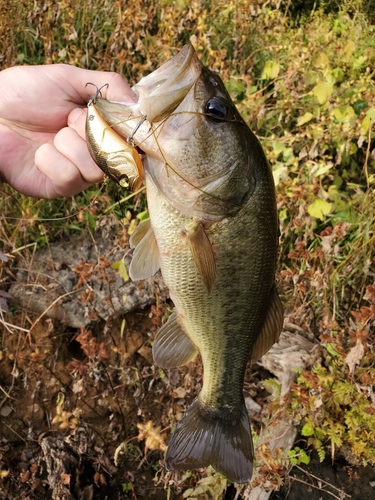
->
<box><xmin>251</xmin><ymin>284</ymin><xmax>284</xmax><ymax>363</ymax></box>
<box><xmin>129</xmin><ymin>224</ymin><xmax>160</xmax><ymax>280</ymax></box>
<box><xmin>185</xmin><ymin>222</ymin><xmax>216</xmax><ymax>294</ymax></box>
<box><xmin>153</xmin><ymin>310</ymin><xmax>199</xmax><ymax>368</ymax></box>
<box><xmin>165</xmin><ymin>398</ymin><xmax>253</xmax><ymax>484</ymax></box>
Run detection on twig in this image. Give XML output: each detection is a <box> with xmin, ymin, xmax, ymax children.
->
<box><xmin>0</xmin><ymin>421</ymin><xmax>27</xmax><ymax>443</ymax></box>
<box><xmin>290</xmin><ymin>475</ymin><xmax>345</xmax><ymax>500</ymax></box>
<box><xmin>84</xmin><ymin>13</ymin><xmax>100</xmax><ymax>68</ymax></box>
<box><xmin>295</xmin><ymin>465</ymin><xmax>351</xmax><ymax>497</ymax></box>
<box><xmin>0</xmin><ymin>383</ymin><xmax>18</xmax><ymax>400</ymax></box>
<box><xmin>11</xmin><ymin>242</ymin><xmax>37</xmax><ymax>254</ymax></box>
<box><xmin>0</xmin><ymin>319</ymin><xmax>30</xmax><ymax>333</ymax></box>
<box><xmin>363</xmin><ymin>123</ymin><xmax>371</xmax><ymax>189</ymax></box>
<box><xmin>104</xmin><ymin>186</ymin><xmax>146</xmax><ymax>213</ymax></box>
<box><xmin>27</xmin><ymin>289</ymin><xmax>81</xmax><ymax>337</ymax></box>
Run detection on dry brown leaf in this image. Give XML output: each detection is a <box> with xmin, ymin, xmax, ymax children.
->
<box><xmin>61</xmin><ymin>473</ymin><xmax>71</xmax><ymax>485</ymax></box>
<box><xmin>345</xmin><ymin>339</ymin><xmax>365</xmax><ymax>375</ymax></box>
<box><xmin>173</xmin><ymin>386</ymin><xmax>186</xmax><ymax>399</ymax></box>
<box><xmin>137</xmin><ymin>420</ymin><xmax>167</xmax><ymax>452</ymax></box>
<box><xmin>126</xmin><ymin>331</ymin><xmax>144</xmax><ymax>355</ymax></box>
<box><xmin>20</xmin><ymin>470</ymin><xmax>30</xmax><ymax>483</ymax></box>
<box><xmin>137</xmin><ymin>344</ymin><xmax>153</xmax><ymax>365</ymax></box>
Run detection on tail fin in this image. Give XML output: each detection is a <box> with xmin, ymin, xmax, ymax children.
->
<box><xmin>165</xmin><ymin>398</ymin><xmax>253</xmax><ymax>484</ymax></box>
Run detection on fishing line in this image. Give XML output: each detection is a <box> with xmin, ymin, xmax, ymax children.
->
<box><xmin>143</xmin><ymin>110</ymin><xmax>246</xmax><ymax>209</ymax></box>
<box><xmin>2</xmin><ymin>113</ymin><xmax>148</xmax><ymax>224</ymax></box>
<box><xmin>3</xmin><ymin>104</ymin><xmax>251</xmax><ymax>225</ymax></box>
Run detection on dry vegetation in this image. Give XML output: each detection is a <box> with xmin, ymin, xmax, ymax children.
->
<box><xmin>0</xmin><ymin>1</ymin><xmax>374</xmax><ymax>499</ymax></box>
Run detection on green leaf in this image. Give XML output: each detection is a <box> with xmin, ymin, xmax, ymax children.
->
<box><xmin>111</xmin><ymin>259</ymin><xmax>121</xmax><ymax>270</ymax></box>
<box><xmin>314</xmin><ymin>162</ymin><xmax>333</xmax><ymax>177</ymax></box>
<box><xmin>312</xmin><ymin>51</ymin><xmax>329</xmax><ymax>69</ymax></box>
<box><xmin>331</xmin><ymin>210</ymin><xmax>356</xmax><ymax>223</ymax></box>
<box><xmin>308</xmin><ymin>199</ymin><xmax>332</xmax><ymax>220</ymax></box>
<box><xmin>313</xmin><ymin>82</ymin><xmax>333</xmax><ymax>104</ymax></box>
<box><xmin>362</xmin><ymin>115</ymin><xmax>371</xmax><ymax>134</ymax></box>
<box><xmin>305</xmin><ymin>70</ymin><xmax>318</xmax><ymax>86</ymax></box>
<box><xmin>119</xmin><ymin>260</ymin><xmax>129</xmax><ymax>282</ymax></box>
<box><xmin>112</xmin><ymin>259</ymin><xmax>129</xmax><ymax>282</ymax></box>
<box><xmin>348</xmin><ymin>142</ymin><xmax>358</xmax><ymax>155</ymax></box>
<box><xmin>317</xmin><ymin>447</ymin><xmax>326</xmax><ymax>462</ymax></box>
<box><xmin>297</xmin><ymin>112</ymin><xmax>314</xmax><ymax>126</ymax></box>
<box><xmin>332</xmin><ymin>67</ymin><xmax>344</xmax><ymax>83</ymax></box>
<box><xmin>137</xmin><ymin>210</ymin><xmax>149</xmax><ymax>222</ymax></box>
<box><xmin>227</xmin><ymin>78</ymin><xmax>246</xmax><ymax>97</ymax></box>
<box><xmin>333</xmin><ymin>105</ymin><xmax>355</xmax><ymax>122</ymax></box>
<box><xmin>272</xmin><ymin>142</ymin><xmax>286</xmax><ymax>156</ymax></box>
<box><xmin>283</xmin><ymin>147</ymin><xmax>294</xmax><ymax>163</ymax></box>
<box><xmin>263</xmin><ymin>378</ymin><xmax>281</xmax><ymax>398</ymax></box>
<box><xmin>366</xmin><ymin>107</ymin><xmax>375</xmax><ymax>120</ymax></box>
<box><xmin>352</xmin><ymin>55</ymin><xmax>367</xmax><ymax>69</ymax></box>
<box><xmin>353</xmin><ymin>100</ymin><xmax>368</xmax><ymax>115</ymax></box>
<box><xmin>261</xmin><ymin>60</ymin><xmax>280</xmax><ymax>80</ymax></box>
<box><xmin>325</xmin><ymin>342</ymin><xmax>340</xmax><ymax>358</ymax></box>
<box><xmin>301</xmin><ymin>424</ymin><xmax>315</xmax><ymax>437</ymax></box>
<box><xmin>272</xmin><ymin>163</ymin><xmax>288</xmax><ymax>186</ymax></box>
<box><xmin>299</xmin><ymin>450</ymin><xmax>311</xmax><ymax>464</ymax></box>
<box><xmin>247</xmin><ymin>85</ymin><xmax>258</xmax><ymax>94</ymax></box>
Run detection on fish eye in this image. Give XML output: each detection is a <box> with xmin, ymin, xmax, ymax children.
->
<box><xmin>205</xmin><ymin>97</ymin><xmax>229</xmax><ymax>122</ymax></box>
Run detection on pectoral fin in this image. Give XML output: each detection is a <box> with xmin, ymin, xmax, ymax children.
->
<box><xmin>129</xmin><ymin>224</ymin><xmax>160</xmax><ymax>280</ymax></box>
<box><xmin>153</xmin><ymin>310</ymin><xmax>199</xmax><ymax>368</ymax></box>
<box><xmin>186</xmin><ymin>223</ymin><xmax>216</xmax><ymax>294</ymax></box>
<box><xmin>251</xmin><ymin>285</ymin><xmax>284</xmax><ymax>363</ymax></box>
<box><xmin>129</xmin><ymin>219</ymin><xmax>151</xmax><ymax>248</ymax></box>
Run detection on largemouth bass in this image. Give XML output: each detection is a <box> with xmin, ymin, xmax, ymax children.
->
<box><xmin>86</xmin><ymin>45</ymin><xmax>283</xmax><ymax>484</ymax></box>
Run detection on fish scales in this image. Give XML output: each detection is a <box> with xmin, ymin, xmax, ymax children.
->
<box><xmin>85</xmin><ymin>45</ymin><xmax>283</xmax><ymax>484</ymax></box>
<box><xmin>146</xmin><ymin>155</ymin><xmax>277</xmax><ymax>413</ymax></box>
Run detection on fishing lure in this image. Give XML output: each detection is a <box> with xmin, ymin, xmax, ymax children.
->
<box><xmin>85</xmin><ymin>83</ymin><xmax>144</xmax><ymax>191</ymax></box>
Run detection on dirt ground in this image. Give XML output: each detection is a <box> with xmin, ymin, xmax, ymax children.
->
<box><xmin>1</xmin><ymin>227</ymin><xmax>374</xmax><ymax>499</ymax></box>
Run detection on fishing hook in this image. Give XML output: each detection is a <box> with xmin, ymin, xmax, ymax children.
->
<box><xmin>127</xmin><ymin>114</ymin><xmax>148</xmax><ymax>145</ymax></box>
<box><xmin>85</xmin><ymin>82</ymin><xmax>109</xmax><ymax>106</ymax></box>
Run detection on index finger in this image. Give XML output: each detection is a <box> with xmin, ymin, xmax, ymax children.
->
<box><xmin>57</xmin><ymin>65</ymin><xmax>138</xmax><ymax>105</ymax></box>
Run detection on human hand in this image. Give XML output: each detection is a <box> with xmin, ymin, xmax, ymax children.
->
<box><xmin>0</xmin><ymin>64</ymin><xmax>136</xmax><ymax>198</ymax></box>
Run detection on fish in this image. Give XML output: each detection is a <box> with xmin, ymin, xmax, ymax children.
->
<box><xmin>86</xmin><ymin>45</ymin><xmax>283</xmax><ymax>484</ymax></box>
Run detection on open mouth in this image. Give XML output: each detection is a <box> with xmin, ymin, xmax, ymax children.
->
<box><xmin>133</xmin><ymin>45</ymin><xmax>202</xmax><ymax>123</ymax></box>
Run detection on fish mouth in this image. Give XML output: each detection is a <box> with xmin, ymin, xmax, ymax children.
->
<box><xmin>94</xmin><ymin>45</ymin><xmax>203</xmax><ymax>159</ymax></box>
<box><xmin>133</xmin><ymin>45</ymin><xmax>202</xmax><ymax>123</ymax></box>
